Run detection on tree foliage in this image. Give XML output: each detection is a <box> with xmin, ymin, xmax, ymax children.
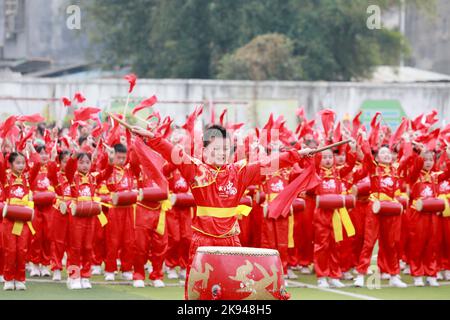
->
<box><xmin>86</xmin><ymin>0</ymin><xmax>435</xmax><ymax>81</ymax></box>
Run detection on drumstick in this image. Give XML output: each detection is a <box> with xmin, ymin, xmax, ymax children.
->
<box><xmin>310</xmin><ymin>139</ymin><xmax>352</xmax><ymax>155</ymax></box>
<box><xmin>107</xmin><ymin>112</ymin><xmax>134</xmax><ymax>131</ymax></box>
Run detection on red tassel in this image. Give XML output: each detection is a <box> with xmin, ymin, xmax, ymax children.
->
<box><xmin>319</xmin><ymin>109</ymin><xmax>336</xmax><ymax>139</ymax></box>
<box><xmin>18</xmin><ymin>113</ymin><xmax>45</xmax><ymax>123</ymax></box>
<box><xmin>132</xmin><ymin>95</ymin><xmax>158</xmax><ymax>115</ymax></box>
<box><xmin>73</xmin><ymin>92</ymin><xmax>86</xmax><ymax>104</ymax></box>
<box><xmin>62</xmin><ymin>97</ymin><xmax>72</xmax><ymax>107</ymax></box>
<box><xmin>74</xmin><ymin>107</ymin><xmax>101</xmax><ymax>122</ymax></box>
<box><xmin>124</xmin><ymin>74</ymin><xmax>137</xmax><ymax>93</ymax></box>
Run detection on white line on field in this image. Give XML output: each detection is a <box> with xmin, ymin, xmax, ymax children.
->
<box><xmin>286</xmin><ymin>280</ymin><xmax>382</xmax><ymax>300</ymax></box>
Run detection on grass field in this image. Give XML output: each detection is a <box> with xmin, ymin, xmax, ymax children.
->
<box><xmin>0</xmin><ymin>269</ymin><xmax>449</xmax><ymax>300</ymax></box>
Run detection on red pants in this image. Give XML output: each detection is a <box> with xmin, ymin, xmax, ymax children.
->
<box><xmin>29</xmin><ymin>205</ymin><xmax>53</xmax><ymax>266</ymax></box>
<box><xmin>399</xmin><ymin>208</ymin><xmax>411</xmax><ymax>263</ymax></box>
<box><xmin>92</xmin><ymin>217</ymin><xmax>106</xmax><ymax>266</ymax></box>
<box><xmin>350</xmin><ymin>200</ymin><xmax>368</xmax><ymax>267</ymax></box>
<box><xmin>133</xmin><ymin>205</ymin><xmax>168</xmax><ymax>281</ymax></box>
<box><xmin>67</xmin><ymin>214</ymin><xmax>95</xmax><ymax>278</ymax></box>
<box><xmin>238</xmin><ymin>215</ymin><xmax>252</xmax><ymax>247</ymax></box>
<box><xmin>3</xmin><ymin>219</ymin><xmax>32</xmax><ymax>282</ymax></box>
<box><xmin>50</xmin><ymin>207</ymin><xmax>69</xmax><ymax>271</ymax></box>
<box><xmin>185</xmin><ymin>231</ymin><xmax>241</xmax><ymax>300</ymax></box>
<box><xmin>408</xmin><ymin>209</ymin><xmax>439</xmax><ymax>277</ymax></box>
<box><xmin>339</xmin><ymin>233</ymin><xmax>354</xmax><ymax>273</ymax></box>
<box><xmin>355</xmin><ymin>210</ymin><xmax>402</xmax><ymax>275</ymax></box>
<box><xmin>248</xmin><ymin>203</ymin><xmax>263</xmax><ymax>247</ymax></box>
<box><xmin>296</xmin><ymin>196</ymin><xmax>315</xmax><ymax>267</ymax></box>
<box><xmin>104</xmin><ymin>206</ymin><xmax>135</xmax><ymax>273</ymax></box>
<box><xmin>313</xmin><ymin>208</ymin><xmax>341</xmax><ymax>279</ymax></box>
<box><xmin>261</xmin><ymin>216</ymin><xmax>289</xmax><ymax>272</ymax></box>
<box><xmin>288</xmin><ymin>210</ymin><xmax>302</xmax><ymax>267</ymax></box>
<box><xmin>441</xmin><ymin>216</ymin><xmax>450</xmax><ymax>270</ymax></box>
<box><xmin>165</xmin><ymin>207</ymin><xmax>192</xmax><ymax>269</ymax></box>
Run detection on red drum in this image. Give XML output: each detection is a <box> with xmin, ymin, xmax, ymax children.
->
<box><xmin>3</xmin><ymin>204</ymin><xmax>34</xmax><ymax>221</ymax></box>
<box><xmin>415</xmin><ymin>198</ymin><xmax>446</xmax><ymax>213</ymax></box>
<box><xmin>372</xmin><ymin>201</ymin><xmax>403</xmax><ymax>216</ymax></box>
<box><xmin>70</xmin><ymin>201</ymin><xmax>102</xmax><ymax>217</ymax></box>
<box><xmin>255</xmin><ymin>191</ymin><xmax>266</xmax><ymax>205</ymax></box>
<box><xmin>239</xmin><ymin>196</ymin><xmax>252</xmax><ymax>207</ymax></box>
<box><xmin>316</xmin><ymin>194</ymin><xmax>355</xmax><ymax>210</ymax></box>
<box><xmin>170</xmin><ymin>193</ymin><xmax>195</xmax><ymax>207</ymax></box>
<box><xmin>138</xmin><ymin>188</ymin><xmax>168</xmax><ymax>202</ymax></box>
<box><xmin>99</xmin><ymin>194</ymin><xmax>111</xmax><ymax>204</ymax></box>
<box><xmin>292</xmin><ymin>198</ymin><xmax>305</xmax><ymax>212</ymax></box>
<box><xmin>112</xmin><ymin>191</ymin><xmax>138</xmax><ymax>206</ymax></box>
<box><xmin>396</xmin><ymin>196</ymin><xmax>409</xmax><ymax>210</ymax></box>
<box><xmin>187</xmin><ymin>247</ymin><xmax>290</xmax><ymax>300</ymax></box>
<box><xmin>352</xmin><ymin>181</ymin><xmax>371</xmax><ymax>199</ymax></box>
<box><xmin>33</xmin><ymin>191</ymin><xmax>56</xmax><ymax>207</ymax></box>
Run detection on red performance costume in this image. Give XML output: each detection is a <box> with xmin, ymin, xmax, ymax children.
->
<box><xmin>0</xmin><ymin>153</ymin><xmax>40</xmax><ymax>284</ymax></box>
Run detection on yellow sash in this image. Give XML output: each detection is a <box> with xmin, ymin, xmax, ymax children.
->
<box><xmin>438</xmin><ymin>194</ymin><xmax>450</xmax><ymax>217</ymax></box>
<box><xmin>196</xmin><ymin>205</ymin><xmax>252</xmax><ymax>218</ymax></box>
<box><xmin>288</xmin><ymin>213</ymin><xmax>295</xmax><ymax>248</ymax></box>
<box><xmin>156</xmin><ymin>199</ymin><xmax>172</xmax><ymax>236</ymax></box>
<box><xmin>332</xmin><ymin>207</ymin><xmax>355</xmax><ymax>242</ymax></box>
<box><xmin>9</xmin><ymin>195</ymin><xmax>36</xmax><ymax>236</ymax></box>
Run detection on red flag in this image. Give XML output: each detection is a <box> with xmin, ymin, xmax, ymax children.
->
<box><xmin>73</xmin><ymin>92</ymin><xmax>86</xmax><ymax>104</ymax></box>
<box><xmin>62</xmin><ymin>97</ymin><xmax>72</xmax><ymax>107</ymax></box>
<box><xmin>351</xmin><ymin>111</ymin><xmax>362</xmax><ymax>138</ymax></box>
<box><xmin>134</xmin><ymin>137</ymin><xmax>168</xmax><ymax>191</ymax></box>
<box><xmin>296</xmin><ymin>107</ymin><xmax>305</xmax><ymax>121</ymax></box>
<box><xmin>91</xmin><ymin>117</ymin><xmax>103</xmax><ymax>138</ymax></box>
<box><xmin>425</xmin><ymin>109</ymin><xmax>438</xmax><ymax>126</ymax></box>
<box><xmin>18</xmin><ymin>113</ymin><xmax>45</xmax><ymax>123</ymax></box>
<box><xmin>124</xmin><ymin>74</ymin><xmax>137</xmax><ymax>93</ymax></box>
<box><xmin>1</xmin><ymin>115</ymin><xmax>18</xmax><ymax>138</ymax></box>
<box><xmin>389</xmin><ymin>117</ymin><xmax>408</xmax><ymax>148</ymax></box>
<box><xmin>319</xmin><ymin>109</ymin><xmax>335</xmax><ymax>139</ymax></box>
<box><xmin>132</xmin><ymin>95</ymin><xmax>158</xmax><ymax>115</ymax></box>
<box><xmin>268</xmin><ymin>164</ymin><xmax>321</xmax><ymax>219</ymax></box>
<box><xmin>368</xmin><ymin>112</ymin><xmax>381</xmax><ymax>149</ymax></box>
<box><xmin>219</xmin><ymin>109</ymin><xmax>227</xmax><ymax>126</ymax></box>
<box><xmin>411</xmin><ymin>113</ymin><xmax>426</xmax><ymax>131</ymax></box>
<box><xmin>416</xmin><ymin>128</ymin><xmax>440</xmax><ymax>151</ymax></box>
<box><xmin>182</xmin><ymin>106</ymin><xmax>203</xmax><ymax>134</ymax></box>
<box><xmin>17</xmin><ymin>127</ymin><xmax>37</xmax><ymax>151</ymax></box>
<box><xmin>74</xmin><ymin>107</ymin><xmax>101</xmax><ymax>122</ymax></box>
<box><xmin>210</xmin><ymin>106</ymin><xmax>216</xmax><ymax>125</ymax></box>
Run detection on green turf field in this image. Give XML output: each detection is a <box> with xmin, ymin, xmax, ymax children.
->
<box><xmin>0</xmin><ymin>270</ymin><xmax>449</xmax><ymax>300</ymax></box>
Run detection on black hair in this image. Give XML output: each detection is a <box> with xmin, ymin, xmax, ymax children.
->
<box><xmin>203</xmin><ymin>125</ymin><xmax>229</xmax><ymax>148</ymax></box>
<box><xmin>37</xmin><ymin>123</ymin><xmax>46</xmax><ymax>137</ymax></box>
<box><xmin>58</xmin><ymin>150</ymin><xmax>70</xmax><ymax>162</ymax></box>
<box><xmin>78</xmin><ymin>136</ymin><xmax>87</xmax><ymax>146</ymax></box>
<box><xmin>8</xmin><ymin>152</ymin><xmax>25</xmax><ymax>164</ymax></box>
<box><xmin>113</xmin><ymin>143</ymin><xmax>127</xmax><ymax>153</ymax></box>
<box><xmin>35</xmin><ymin>145</ymin><xmax>46</xmax><ymax>153</ymax></box>
<box><xmin>76</xmin><ymin>152</ymin><xmax>92</xmax><ymax>161</ymax></box>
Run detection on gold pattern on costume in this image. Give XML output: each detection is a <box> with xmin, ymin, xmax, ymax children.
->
<box><xmin>188</xmin><ymin>262</ymin><xmax>214</xmax><ymax>300</ymax></box>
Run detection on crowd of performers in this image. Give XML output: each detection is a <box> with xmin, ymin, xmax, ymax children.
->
<box><xmin>0</xmin><ymin>86</ymin><xmax>449</xmax><ymax>293</ymax></box>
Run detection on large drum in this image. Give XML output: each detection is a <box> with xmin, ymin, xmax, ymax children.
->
<box><xmin>3</xmin><ymin>204</ymin><xmax>34</xmax><ymax>221</ymax></box>
<box><xmin>112</xmin><ymin>191</ymin><xmax>138</xmax><ymax>206</ymax></box>
<box><xmin>70</xmin><ymin>201</ymin><xmax>102</xmax><ymax>217</ymax></box>
<box><xmin>187</xmin><ymin>247</ymin><xmax>289</xmax><ymax>300</ymax></box>
<box><xmin>415</xmin><ymin>198</ymin><xmax>446</xmax><ymax>213</ymax></box>
<box><xmin>33</xmin><ymin>191</ymin><xmax>56</xmax><ymax>207</ymax></box>
<box><xmin>138</xmin><ymin>188</ymin><xmax>168</xmax><ymax>203</ymax></box>
<box><xmin>352</xmin><ymin>181</ymin><xmax>371</xmax><ymax>199</ymax></box>
<box><xmin>170</xmin><ymin>193</ymin><xmax>195</xmax><ymax>207</ymax></box>
<box><xmin>372</xmin><ymin>200</ymin><xmax>403</xmax><ymax>216</ymax></box>
<box><xmin>316</xmin><ymin>194</ymin><xmax>355</xmax><ymax>210</ymax></box>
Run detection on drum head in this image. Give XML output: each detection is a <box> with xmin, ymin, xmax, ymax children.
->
<box><xmin>196</xmin><ymin>246</ymin><xmax>279</xmax><ymax>256</ymax></box>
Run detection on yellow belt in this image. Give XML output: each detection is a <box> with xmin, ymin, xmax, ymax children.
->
<box><xmin>196</xmin><ymin>205</ymin><xmax>252</xmax><ymax>218</ymax></box>
<box><xmin>136</xmin><ymin>199</ymin><xmax>172</xmax><ymax>235</ymax></box>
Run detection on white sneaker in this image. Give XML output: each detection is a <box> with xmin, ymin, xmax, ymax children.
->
<box><xmin>179</xmin><ymin>269</ymin><xmax>187</xmax><ymax>280</ymax></box>
<box><xmin>381</xmin><ymin>273</ymin><xmax>391</xmax><ymax>280</ymax></box>
<box><xmin>104</xmin><ymin>272</ymin><xmax>115</xmax><ymax>281</ymax></box>
<box><xmin>444</xmin><ymin>270</ymin><xmax>450</xmax><ymax>281</ymax></box>
<box><xmin>91</xmin><ymin>265</ymin><xmax>102</xmax><ymax>275</ymax></box>
<box><xmin>0</xmin><ymin>275</ymin><xmax>4</xmax><ymax>283</ymax></box>
<box><xmin>426</xmin><ymin>277</ymin><xmax>440</xmax><ymax>287</ymax></box>
<box><xmin>167</xmin><ymin>268</ymin><xmax>179</xmax><ymax>280</ymax></box>
<box><xmin>329</xmin><ymin>278</ymin><xmax>346</xmax><ymax>288</ymax></box>
<box><xmin>133</xmin><ymin>280</ymin><xmax>145</xmax><ymax>288</ymax></box>
<box><xmin>14</xmin><ymin>281</ymin><xmax>26</xmax><ymax>290</ymax></box>
<box><xmin>3</xmin><ymin>281</ymin><xmax>14</xmax><ymax>291</ymax></box>
<box><xmin>67</xmin><ymin>278</ymin><xmax>82</xmax><ymax>290</ymax></box>
<box><xmin>286</xmin><ymin>268</ymin><xmax>298</xmax><ymax>279</ymax></box>
<box><xmin>414</xmin><ymin>277</ymin><xmax>425</xmax><ymax>287</ymax></box>
<box><xmin>389</xmin><ymin>275</ymin><xmax>407</xmax><ymax>288</ymax></box>
<box><xmin>81</xmin><ymin>278</ymin><xmax>92</xmax><ymax>289</ymax></box>
<box><xmin>403</xmin><ymin>266</ymin><xmax>411</xmax><ymax>275</ymax></box>
<box><xmin>342</xmin><ymin>272</ymin><xmax>354</xmax><ymax>280</ymax></box>
<box><xmin>145</xmin><ymin>263</ymin><xmax>153</xmax><ymax>273</ymax></box>
<box><xmin>29</xmin><ymin>265</ymin><xmax>41</xmax><ymax>277</ymax></box>
<box><xmin>436</xmin><ymin>271</ymin><xmax>443</xmax><ymax>280</ymax></box>
<box><xmin>152</xmin><ymin>279</ymin><xmax>165</xmax><ymax>288</ymax></box>
<box><xmin>40</xmin><ymin>266</ymin><xmax>51</xmax><ymax>277</ymax></box>
<box><xmin>121</xmin><ymin>271</ymin><xmax>133</xmax><ymax>281</ymax></box>
<box><xmin>300</xmin><ymin>267</ymin><xmax>312</xmax><ymax>274</ymax></box>
<box><xmin>354</xmin><ymin>275</ymin><xmax>365</xmax><ymax>287</ymax></box>
<box><xmin>317</xmin><ymin>277</ymin><xmax>330</xmax><ymax>288</ymax></box>
<box><xmin>52</xmin><ymin>270</ymin><xmax>62</xmax><ymax>281</ymax></box>
<box><xmin>399</xmin><ymin>260</ymin><xmax>406</xmax><ymax>270</ymax></box>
